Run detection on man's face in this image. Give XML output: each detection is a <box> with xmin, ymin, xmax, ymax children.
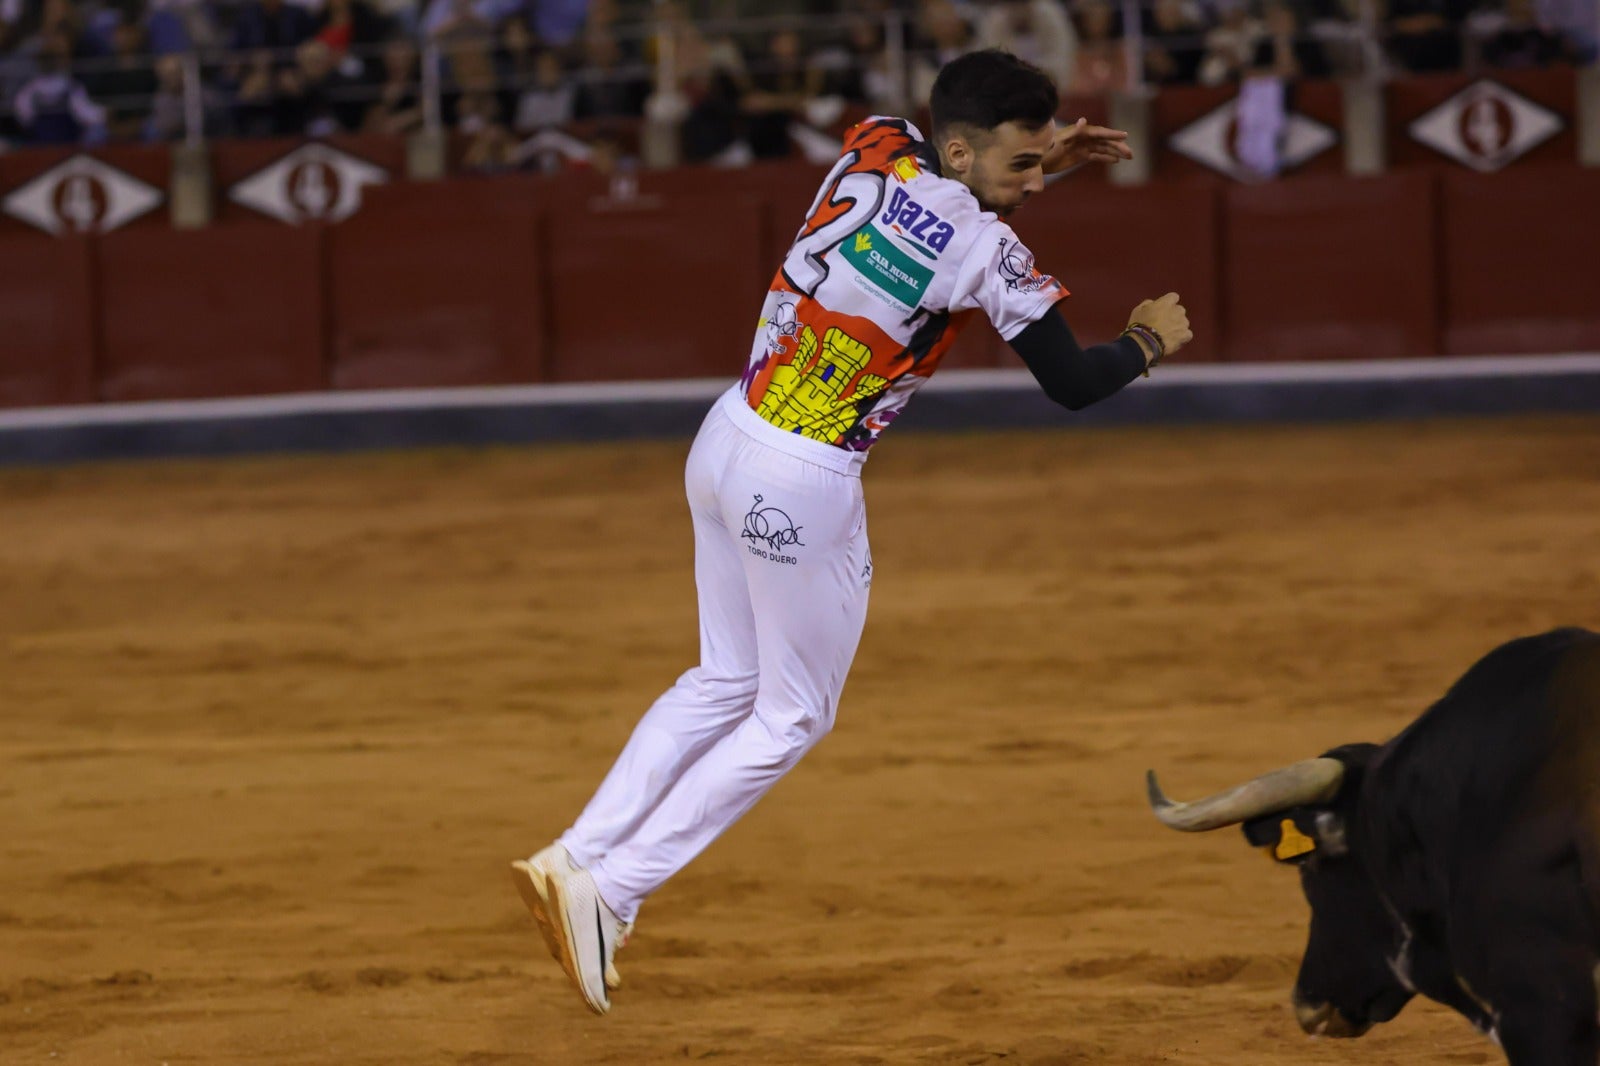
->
<box><xmin>945</xmin><ymin>120</ymin><xmax>1054</xmax><ymax>216</ymax></box>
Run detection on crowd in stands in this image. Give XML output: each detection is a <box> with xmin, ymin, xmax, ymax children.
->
<box><xmin>0</xmin><ymin>0</ymin><xmax>1594</xmax><ymax>158</ymax></box>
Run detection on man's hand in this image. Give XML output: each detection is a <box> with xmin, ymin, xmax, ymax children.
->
<box><xmin>1127</xmin><ymin>292</ymin><xmax>1193</xmax><ymax>365</ymax></box>
<box><xmin>1042</xmin><ymin>117</ymin><xmax>1135</xmax><ymax>174</ymax></box>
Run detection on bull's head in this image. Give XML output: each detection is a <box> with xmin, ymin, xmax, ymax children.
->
<box><xmin>1147</xmin><ymin>744</ymin><xmax>1415</xmax><ymax>1038</ymax></box>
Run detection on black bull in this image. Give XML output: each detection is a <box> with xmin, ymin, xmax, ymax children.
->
<box><xmin>1148</xmin><ymin>628</ymin><xmax>1600</xmax><ymax>1065</ymax></box>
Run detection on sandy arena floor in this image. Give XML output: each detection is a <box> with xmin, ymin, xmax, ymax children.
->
<box><xmin>3</xmin><ymin>414</ymin><xmax>1599</xmax><ymax>1065</ymax></box>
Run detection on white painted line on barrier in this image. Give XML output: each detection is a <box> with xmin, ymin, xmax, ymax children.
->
<box><xmin>923</xmin><ymin>353</ymin><xmax>1600</xmax><ymax>390</ymax></box>
<box><xmin>2</xmin><ymin>354</ymin><xmax>1598</xmax><ymax>433</ymax></box>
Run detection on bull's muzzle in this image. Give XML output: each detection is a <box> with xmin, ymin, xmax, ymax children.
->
<box><xmin>1293</xmin><ymin>994</ymin><xmax>1373</xmax><ymax>1039</ymax></box>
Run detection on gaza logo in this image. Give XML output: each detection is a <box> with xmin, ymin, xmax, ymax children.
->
<box><xmin>879</xmin><ymin>187</ymin><xmax>954</xmax><ymax>256</ymax></box>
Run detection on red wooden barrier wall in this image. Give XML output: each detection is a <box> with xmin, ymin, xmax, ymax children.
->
<box><xmin>1438</xmin><ymin>167</ymin><xmax>1600</xmax><ymax>355</ymax></box>
<box><xmin>1224</xmin><ymin>171</ymin><xmax>1439</xmax><ymax>361</ymax></box>
<box><xmin>0</xmin><ymin>66</ymin><xmax>1596</xmax><ymax>410</ymax></box>
<box><xmin>96</xmin><ymin>222</ymin><xmax>326</xmax><ymax>401</ymax></box>
<box><xmin>0</xmin><ymin>234</ymin><xmax>96</xmax><ymax>406</ymax></box>
<box><xmin>544</xmin><ymin>190</ymin><xmax>769</xmax><ymax>382</ymax></box>
<box><xmin>327</xmin><ymin>178</ymin><xmax>546</xmax><ymax>389</ymax></box>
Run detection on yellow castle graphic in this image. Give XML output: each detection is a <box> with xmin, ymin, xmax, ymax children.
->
<box><xmin>758</xmin><ymin>324</ymin><xmax>888</xmax><ymax>443</ymax></box>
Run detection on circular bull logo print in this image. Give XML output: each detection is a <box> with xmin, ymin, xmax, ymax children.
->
<box><xmin>1459</xmin><ymin>94</ymin><xmax>1513</xmax><ymax>160</ymax></box>
<box><xmin>741</xmin><ymin>494</ymin><xmax>804</xmax><ymax>552</ymax></box>
<box><xmin>50</xmin><ymin>173</ymin><xmax>108</xmax><ymax>232</ymax></box>
<box><xmin>997</xmin><ymin>238</ymin><xmax>1049</xmax><ymax>294</ymax></box>
<box><xmin>287</xmin><ymin>160</ymin><xmax>342</xmax><ymax>219</ymax></box>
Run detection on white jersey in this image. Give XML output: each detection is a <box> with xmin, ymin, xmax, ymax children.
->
<box><xmin>738</xmin><ymin>115</ymin><xmax>1069</xmax><ymax>452</ymax></box>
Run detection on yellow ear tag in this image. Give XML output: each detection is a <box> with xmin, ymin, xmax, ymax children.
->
<box><xmin>1273</xmin><ymin>818</ymin><xmax>1317</xmax><ymax>862</ymax></box>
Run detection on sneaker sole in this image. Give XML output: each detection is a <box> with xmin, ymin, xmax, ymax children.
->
<box><xmin>509</xmin><ymin>861</ymin><xmax>563</xmax><ymax>964</ymax></box>
<box><xmin>545</xmin><ymin>871</ymin><xmax>609</xmax><ymax>1015</ymax></box>
<box><xmin>511</xmin><ymin>859</ymin><xmax>623</xmax><ymax>991</ymax></box>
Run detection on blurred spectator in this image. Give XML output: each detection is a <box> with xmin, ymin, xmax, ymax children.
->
<box><xmin>458</xmin><ymin>87</ymin><xmax>499</xmax><ymax>132</ymax></box>
<box><xmin>1250</xmin><ymin>0</ymin><xmax>1330</xmax><ymax>77</ymax></box>
<box><xmin>572</xmin><ymin>25</ymin><xmax>648</xmax><ymax>118</ymax></box>
<box><xmin>458</xmin><ymin>87</ymin><xmax>514</xmax><ymax>170</ymax></box>
<box><xmin>420</xmin><ymin>0</ymin><xmax>523</xmax><ymax>39</ymax></box>
<box><xmin>643</xmin><ymin>0</ymin><xmax>737</xmax><ymax>78</ymax></box>
<box><xmin>532</xmin><ymin>0</ymin><xmax>589</xmax><ymax>48</ymax></box>
<box><xmin>1482</xmin><ymin>0</ymin><xmax>1564</xmax><ymax>64</ymax></box>
<box><xmin>0</xmin><ymin>0</ymin><xmax>27</xmax><ymax>53</ymax></box>
<box><xmin>422</xmin><ymin>0</ymin><xmax>484</xmax><ymax>39</ymax></box>
<box><xmin>231</xmin><ymin>0</ymin><xmax>317</xmax><ymax>53</ymax></box>
<box><xmin>315</xmin><ymin>0</ymin><xmax>390</xmax><ymax>66</ymax></box>
<box><xmin>295</xmin><ymin>37</ymin><xmax>366</xmax><ymax>133</ymax></box>
<box><xmin>674</xmin><ymin>21</ymin><xmax>747</xmax><ymax>162</ymax></box>
<box><xmin>816</xmin><ymin>15</ymin><xmax>898</xmax><ymax>110</ymax></box>
<box><xmin>232</xmin><ymin>51</ymin><xmax>274</xmax><ymax>135</ymax></box>
<box><xmin>38</xmin><ymin>0</ymin><xmax>90</xmax><ymax>55</ymax></box>
<box><xmin>1385</xmin><ymin>0</ymin><xmax>1468</xmax><ymax>71</ymax></box>
<box><xmin>366</xmin><ymin>0</ymin><xmax>418</xmax><ymax>37</ymax></box>
<box><xmin>145</xmin><ymin>0</ymin><xmax>222</xmax><ymax>55</ymax></box>
<box><xmin>0</xmin><ymin>0</ymin><xmax>87</xmax><ymax>55</ymax></box>
<box><xmin>512</xmin><ymin>47</ymin><xmax>576</xmax><ymax>131</ymax></box>
<box><xmin>979</xmin><ymin>0</ymin><xmax>1077</xmax><ymax>89</ymax></box>
<box><xmin>1067</xmin><ymin>0</ymin><xmax>1128</xmax><ymax>94</ymax></box>
<box><xmin>231</xmin><ymin>48</ymin><xmax>312</xmax><ymax>134</ymax></box>
<box><xmin>494</xmin><ymin>13</ymin><xmax>534</xmax><ymax>113</ymax></box>
<box><xmin>742</xmin><ymin>28</ymin><xmax>821</xmax><ymax>158</ymax></box>
<box><xmin>143</xmin><ymin>52</ymin><xmax>187</xmax><ymax>139</ymax></box>
<box><xmin>362</xmin><ymin>36</ymin><xmax>423</xmax><ymax>132</ymax></box>
<box><xmin>1234</xmin><ymin>65</ymin><xmax>1286</xmax><ymax>176</ymax></box>
<box><xmin>910</xmin><ymin>0</ymin><xmax>976</xmax><ymax>104</ymax></box>
<box><xmin>1144</xmin><ymin>0</ymin><xmax>1206</xmax><ymax>84</ymax></box>
<box><xmin>1198</xmin><ymin>0</ymin><xmax>1263</xmax><ymax>83</ymax></box>
<box><xmin>1298</xmin><ymin>0</ymin><xmax>1369</xmax><ymax>76</ymax></box>
<box><xmin>87</xmin><ymin>20</ymin><xmax>158</xmax><ymax>140</ymax></box>
<box><xmin>426</xmin><ymin>0</ymin><xmax>498</xmax><ymax>114</ymax></box>
<box><xmin>1536</xmin><ymin>0</ymin><xmax>1599</xmax><ymax>62</ymax></box>
<box><xmin>313</xmin><ymin>0</ymin><xmax>388</xmax><ymax>126</ymax></box>
<box><xmin>142</xmin><ymin>51</ymin><xmax>226</xmax><ymax>140</ymax></box>
<box><xmin>584</xmin><ymin>0</ymin><xmax>619</xmax><ymax>38</ymax></box>
<box><xmin>13</xmin><ymin>30</ymin><xmax>107</xmax><ymax>143</ymax></box>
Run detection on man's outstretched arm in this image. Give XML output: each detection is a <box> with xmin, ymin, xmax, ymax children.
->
<box><xmin>1008</xmin><ymin>308</ymin><xmax>1149</xmax><ymax>411</ymax></box>
<box><xmin>1008</xmin><ymin>292</ymin><xmax>1191</xmax><ymax>411</ymax></box>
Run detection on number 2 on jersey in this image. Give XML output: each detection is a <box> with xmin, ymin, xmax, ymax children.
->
<box><xmin>781</xmin><ymin>150</ymin><xmax>886</xmax><ymax>298</ymax></box>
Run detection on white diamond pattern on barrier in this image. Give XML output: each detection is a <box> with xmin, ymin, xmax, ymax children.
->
<box><xmin>2</xmin><ymin>155</ymin><xmax>163</xmax><ymax>236</ymax></box>
<box><xmin>228</xmin><ymin>143</ymin><xmax>388</xmax><ymax>225</ymax></box>
<box><xmin>1167</xmin><ymin>98</ymin><xmax>1338</xmax><ymax>182</ymax></box>
<box><xmin>1408</xmin><ymin>79</ymin><xmax>1563</xmax><ymax>173</ymax></box>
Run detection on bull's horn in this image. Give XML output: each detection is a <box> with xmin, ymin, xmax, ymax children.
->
<box><xmin>1145</xmin><ymin>758</ymin><xmax>1346</xmax><ymax>832</ymax></box>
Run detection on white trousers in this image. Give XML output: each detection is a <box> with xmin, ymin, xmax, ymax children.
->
<box><xmin>559</xmin><ymin>387</ymin><xmax>873</xmax><ymax>923</ymax></box>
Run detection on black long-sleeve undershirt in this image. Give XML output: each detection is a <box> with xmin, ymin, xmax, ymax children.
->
<box><xmin>1007</xmin><ymin>306</ymin><xmax>1150</xmax><ymax>411</ymax></box>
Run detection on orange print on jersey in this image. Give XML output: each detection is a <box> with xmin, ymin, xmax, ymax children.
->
<box><xmin>748</xmin><ymin>299</ymin><xmax>924</xmax><ymax>446</ymax></box>
<box><xmin>745</xmin><ymin>116</ymin><xmax>1072</xmax><ymax>451</ymax></box>
<box><xmin>795</xmin><ymin>119</ymin><xmax>918</xmax><ymax>243</ymax></box>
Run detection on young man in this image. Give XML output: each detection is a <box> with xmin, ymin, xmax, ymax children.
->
<box><xmin>512</xmin><ymin>48</ymin><xmax>1192</xmax><ymax>1015</ymax></box>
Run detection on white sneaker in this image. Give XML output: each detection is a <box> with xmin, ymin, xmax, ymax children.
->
<box><xmin>544</xmin><ymin>865</ymin><xmax>629</xmax><ymax>1015</ymax></box>
<box><xmin>510</xmin><ymin>846</ymin><xmax>628</xmax><ymax>992</ymax></box>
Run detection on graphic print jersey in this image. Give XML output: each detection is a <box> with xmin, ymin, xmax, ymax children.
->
<box><xmin>739</xmin><ymin>116</ymin><xmax>1069</xmax><ymax>451</ymax></box>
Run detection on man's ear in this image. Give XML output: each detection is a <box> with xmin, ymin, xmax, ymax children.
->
<box><xmin>942</xmin><ymin>134</ymin><xmax>973</xmax><ymax>176</ymax></box>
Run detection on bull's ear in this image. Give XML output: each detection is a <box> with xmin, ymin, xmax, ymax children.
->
<box><xmin>1242</xmin><ymin>808</ymin><xmax>1324</xmax><ymax>864</ymax></box>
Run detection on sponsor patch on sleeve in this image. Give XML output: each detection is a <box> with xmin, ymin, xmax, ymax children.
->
<box><xmin>996</xmin><ymin>237</ymin><xmax>1058</xmax><ymax>295</ymax></box>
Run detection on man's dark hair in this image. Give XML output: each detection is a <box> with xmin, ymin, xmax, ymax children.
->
<box><xmin>928</xmin><ymin>50</ymin><xmax>1058</xmax><ymax>139</ymax></box>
